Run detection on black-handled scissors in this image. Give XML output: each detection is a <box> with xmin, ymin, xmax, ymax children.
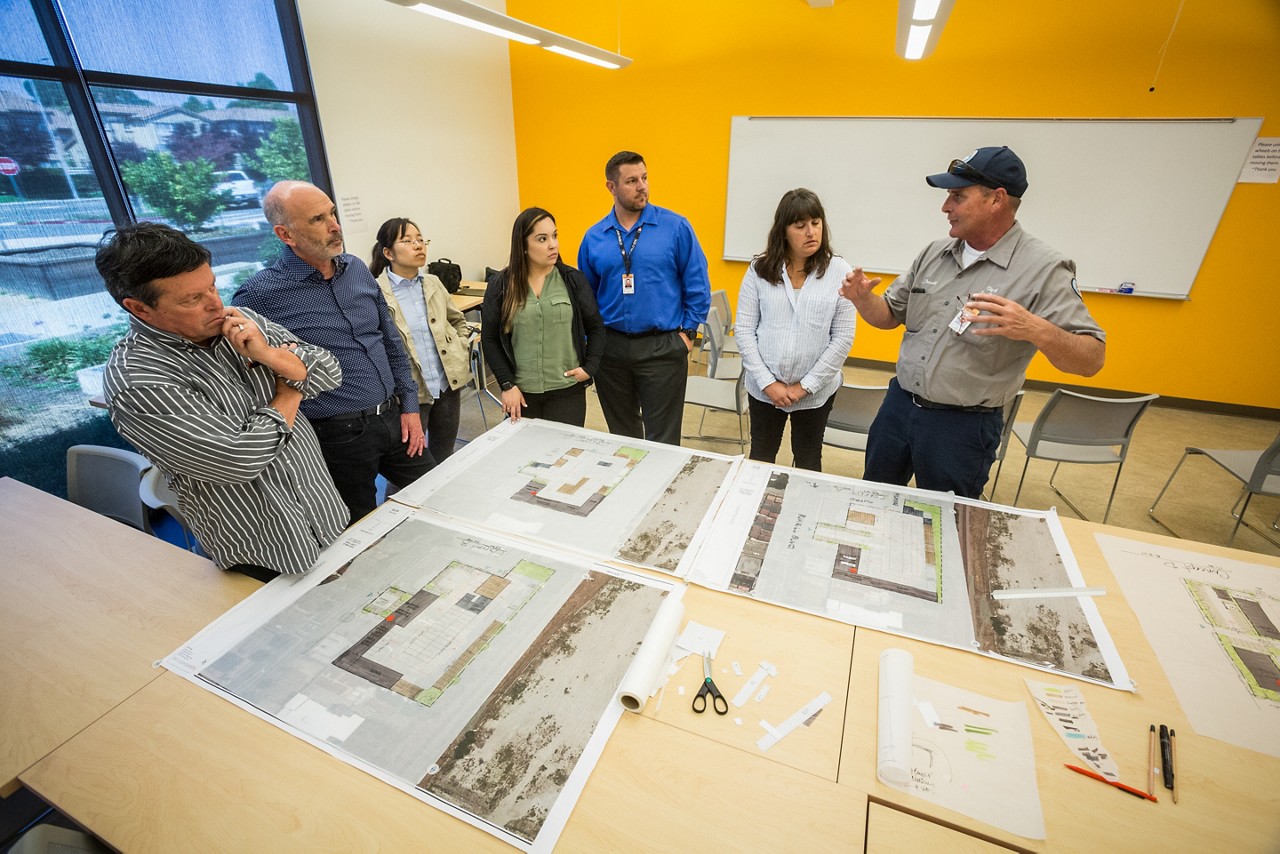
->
<box><xmin>692</xmin><ymin>652</ymin><xmax>728</xmax><ymax>715</ymax></box>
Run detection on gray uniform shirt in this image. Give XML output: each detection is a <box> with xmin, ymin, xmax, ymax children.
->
<box><xmin>883</xmin><ymin>222</ymin><xmax>1105</xmax><ymax>408</ymax></box>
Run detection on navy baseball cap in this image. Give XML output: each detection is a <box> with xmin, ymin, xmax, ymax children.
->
<box><xmin>926</xmin><ymin>146</ymin><xmax>1028</xmax><ymax>198</ymax></box>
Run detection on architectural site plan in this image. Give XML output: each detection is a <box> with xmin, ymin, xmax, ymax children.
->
<box><xmin>1099</xmin><ymin>533</ymin><xmax>1280</xmax><ymax>757</ymax></box>
<box><xmin>391</xmin><ymin>419</ymin><xmax>737</xmax><ymax>575</ymax></box>
<box><xmin>165</xmin><ymin>509</ymin><xmax>675</xmax><ymax>851</ymax></box>
<box><xmin>689</xmin><ymin>463</ymin><xmax>1129</xmax><ymax>689</ymax></box>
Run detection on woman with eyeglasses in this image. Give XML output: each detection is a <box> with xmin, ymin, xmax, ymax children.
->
<box><xmin>734</xmin><ymin>188</ymin><xmax>856</xmax><ymax>471</ymax></box>
<box><xmin>482</xmin><ymin>207</ymin><xmax>604</xmax><ymax>426</ymax></box>
<box><xmin>370</xmin><ymin>217</ymin><xmax>473</xmax><ymax>467</ymax></box>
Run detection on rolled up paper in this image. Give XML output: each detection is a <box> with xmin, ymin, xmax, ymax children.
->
<box><xmin>877</xmin><ymin>647</ymin><xmax>914</xmax><ymax>787</ymax></box>
<box><xmin>616</xmin><ymin>594</ymin><xmax>685</xmax><ymax>713</ymax></box>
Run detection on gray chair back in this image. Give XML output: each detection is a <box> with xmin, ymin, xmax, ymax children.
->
<box><xmin>66</xmin><ymin>444</ymin><xmax>152</xmax><ymax>531</ymax></box>
<box><xmin>710</xmin><ymin>289</ymin><xmax>733</xmax><ymax>333</ymax></box>
<box><xmin>702</xmin><ymin>307</ymin><xmax>740</xmax><ymax>380</ymax></box>
<box><xmin>827</xmin><ymin>384</ymin><xmax>888</xmax><ymax>434</ymax></box>
<box><xmin>1026</xmin><ymin>389</ymin><xmax>1159</xmax><ymax>451</ymax></box>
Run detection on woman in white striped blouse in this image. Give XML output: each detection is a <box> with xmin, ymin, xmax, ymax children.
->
<box><xmin>734</xmin><ymin>189</ymin><xmax>857</xmax><ymax>471</ymax></box>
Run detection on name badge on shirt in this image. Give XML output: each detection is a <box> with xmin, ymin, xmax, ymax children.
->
<box><xmin>948</xmin><ymin>286</ymin><xmax>998</xmax><ymax>335</ymax></box>
<box><xmin>622</xmin><ymin>273</ymin><xmax>635</xmax><ymax>294</ymax></box>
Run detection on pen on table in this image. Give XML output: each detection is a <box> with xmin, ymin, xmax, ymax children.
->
<box><xmin>1159</xmin><ymin>724</ymin><xmax>1174</xmax><ymax>791</ymax></box>
<box><xmin>1064</xmin><ymin>764</ymin><xmax>1158</xmax><ymax>802</ymax></box>
<box><xmin>1170</xmin><ymin>729</ymin><xmax>1179</xmax><ymax>804</ymax></box>
<box><xmin>1147</xmin><ymin>724</ymin><xmax>1156</xmax><ymax>798</ymax></box>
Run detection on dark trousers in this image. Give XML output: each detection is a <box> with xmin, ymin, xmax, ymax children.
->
<box><xmin>419</xmin><ymin>385</ymin><xmax>462</xmax><ymax>465</ymax></box>
<box><xmin>520</xmin><ymin>382</ymin><xmax>588</xmax><ymax>427</ymax></box>
<box><xmin>747</xmin><ymin>392</ymin><xmax>836</xmax><ymax>472</ymax></box>
<box><xmin>311</xmin><ymin>399</ymin><xmax>433</xmax><ymax>524</ymax></box>
<box><xmin>863</xmin><ymin>378</ymin><xmax>1003</xmax><ymax>499</ymax></box>
<box><xmin>595</xmin><ymin>329</ymin><xmax>689</xmax><ymax>445</ymax></box>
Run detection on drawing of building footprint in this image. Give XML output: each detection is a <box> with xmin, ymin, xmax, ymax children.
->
<box><xmin>1186</xmin><ymin>580</ymin><xmax>1280</xmax><ymax>703</ymax></box>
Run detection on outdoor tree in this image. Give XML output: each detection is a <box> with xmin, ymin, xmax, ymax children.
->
<box><xmin>250</xmin><ymin>118</ymin><xmax>309</xmax><ymax>183</ymax></box>
<box><xmin>181</xmin><ymin>96</ymin><xmax>216</xmax><ymax>113</ymax></box>
<box><xmin>167</xmin><ymin>123</ymin><xmax>240</xmax><ymax>170</ymax></box>
<box><xmin>228</xmin><ymin>72</ymin><xmax>288</xmax><ymax>111</ymax></box>
<box><xmin>121</xmin><ymin>152</ymin><xmax>225</xmax><ymax>230</ymax></box>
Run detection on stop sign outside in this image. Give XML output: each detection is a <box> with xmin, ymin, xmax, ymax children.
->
<box><xmin>0</xmin><ymin>157</ymin><xmax>19</xmax><ymax>176</ymax></box>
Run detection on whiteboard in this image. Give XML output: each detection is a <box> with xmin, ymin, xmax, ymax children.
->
<box><xmin>723</xmin><ymin>116</ymin><xmax>1262</xmax><ymax>299</ymax></box>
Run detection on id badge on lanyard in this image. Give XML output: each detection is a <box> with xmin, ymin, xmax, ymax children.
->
<box><xmin>615</xmin><ymin>226</ymin><xmax>642</xmax><ymax>296</ymax></box>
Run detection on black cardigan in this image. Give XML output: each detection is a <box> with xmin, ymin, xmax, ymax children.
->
<box><xmin>481</xmin><ymin>261</ymin><xmax>605</xmax><ymax>392</ymax></box>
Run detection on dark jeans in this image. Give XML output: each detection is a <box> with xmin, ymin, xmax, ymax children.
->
<box><xmin>520</xmin><ymin>382</ymin><xmax>588</xmax><ymax>427</ymax></box>
<box><xmin>310</xmin><ymin>399</ymin><xmax>434</xmax><ymax>524</ymax></box>
<box><xmin>747</xmin><ymin>392</ymin><xmax>836</xmax><ymax>472</ymax></box>
<box><xmin>595</xmin><ymin>329</ymin><xmax>689</xmax><ymax>445</ymax></box>
<box><xmin>863</xmin><ymin>378</ymin><xmax>1003</xmax><ymax>498</ymax></box>
<box><xmin>419</xmin><ymin>385</ymin><xmax>462</xmax><ymax>465</ymax></box>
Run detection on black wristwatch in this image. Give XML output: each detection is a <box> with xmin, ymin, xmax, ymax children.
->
<box><xmin>679</xmin><ymin>327</ymin><xmax>699</xmax><ymax>338</ymax></box>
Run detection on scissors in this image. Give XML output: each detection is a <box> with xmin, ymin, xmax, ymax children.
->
<box><xmin>692</xmin><ymin>652</ymin><xmax>728</xmax><ymax>715</ymax></box>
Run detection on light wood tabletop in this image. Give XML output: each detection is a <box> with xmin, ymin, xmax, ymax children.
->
<box><xmin>644</xmin><ymin>583</ymin><xmax>854</xmax><ymax>781</ymax></box>
<box><xmin>9</xmin><ymin>480</ymin><xmax>1280</xmax><ymax>851</ymax></box>
<box><xmin>840</xmin><ymin>518</ymin><xmax>1280</xmax><ymax>851</ymax></box>
<box><xmin>22</xmin><ymin>672</ymin><xmax>867</xmax><ymax>853</ymax></box>
<box><xmin>0</xmin><ymin>477</ymin><xmax>259</xmax><ymax>797</ymax></box>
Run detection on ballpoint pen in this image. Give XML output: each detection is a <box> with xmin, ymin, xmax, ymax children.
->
<box><xmin>1064</xmin><ymin>764</ymin><xmax>1158</xmax><ymax>803</ymax></box>
<box><xmin>1170</xmin><ymin>729</ymin><xmax>1179</xmax><ymax>804</ymax></box>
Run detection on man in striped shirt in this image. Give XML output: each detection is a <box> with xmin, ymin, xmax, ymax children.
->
<box><xmin>233</xmin><ymin>181</ymin><xmax>431</xmax><ymax>524</ymax></box>
<box><xmin>98</xmin><ymin>222</ymin><xmax>349</xmax><ymax>578</ymax></box>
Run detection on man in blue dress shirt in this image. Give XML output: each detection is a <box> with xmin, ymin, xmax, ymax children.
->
<box><xmin>578</xmin><ymin>151</ymin><xmax>711</xmax><ymax>445</ymax></box>
<box><xmin>234</xmin><ymin>180</ymin><xmax>430</xmax><ymax>524</ymax></box>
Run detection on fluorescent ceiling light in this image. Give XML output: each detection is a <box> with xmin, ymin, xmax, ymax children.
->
<box><xmin>896</xmin><ymin>0</ymin><xmax>955</xmax><ymax>60</ymax></box>
<box><xmin>544</xmin><ymin>45</ymin><xmax>622</xmax><ymax>70</ymax></box>
<box><xmin>904</xmin><ymin>25</ymin><xmax>931</xmax><ymax>60</ymax></box>
<box><xmin>409</xmin><ymin>4</ymin><xmax>538</xmax><ymax>44</ymax></box>
<box><xmin>389</xmin><ymin>0</ymin><xmax>632</xmax><ymax>69</ymax></box>
<box><xmin>912</xmin><ymin>0</ymin><xmax>943</xmax><ymax>20</ymax></box>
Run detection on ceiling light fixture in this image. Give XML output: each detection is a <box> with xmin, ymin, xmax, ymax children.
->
<box><xmin>387</xmin><ymin>0</ymin><xmax>631</xmax><ymax>69</ymax></box>
<box><xmin>896</xmin><ymin>0</ymin><xmax>956</xmax><ymax>60</ymax></box>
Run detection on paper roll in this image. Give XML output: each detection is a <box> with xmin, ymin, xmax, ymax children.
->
<box><xmin>877</xmin><ymin>647</ymin><xmax>914</xmax><ymax>787</ymax></box>
<box><xmin>616</xmin><ymin>595</ymin><xmax>685</xmax><ymax>713</ymax></box>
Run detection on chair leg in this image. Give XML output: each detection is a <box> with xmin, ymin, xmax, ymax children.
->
<box><xmin>1047</xmin><ymin>461</ymin><xmax>1092</xmax><ymax>521</ymax></box>
<box><xmin>1100</xmin><ymin>460</ymin><xmax>1126</xmax><ymax>525</ymax></box>
<box><xmin>1012</xmin><ymin>459</ymin><xmax>1031</xmax><ymax>507</ymax></box>
<box><xmin>1148</xmin><ymin>450</ymin><xmax>1194</xmax><ymax>537</ymax></box>
<box><xmin>1228</xmin><ymin>492</ymin><xmax>1253</xmax><ymax>545</ymax></box>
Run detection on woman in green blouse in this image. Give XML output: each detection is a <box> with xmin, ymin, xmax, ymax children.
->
<box><xmin>481</xmin><ymin>207</ymin><xmax>605</xmax><ymax>426</ymax></box>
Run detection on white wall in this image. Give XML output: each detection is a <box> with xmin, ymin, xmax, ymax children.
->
<box><xmin>298</xmin><ymin>0</ymin><xmax>519</xmax><ymax>279</ymax></box>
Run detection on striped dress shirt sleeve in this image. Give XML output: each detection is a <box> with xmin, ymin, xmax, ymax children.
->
<box><xmin>104</xmin><ymin>308</ymin><xmax>349</xmax><ymax>574</ymax></box>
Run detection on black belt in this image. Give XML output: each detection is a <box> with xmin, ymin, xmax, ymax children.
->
<box><xmin>607</xmin><ymin>327</ymin><xmax>675</xmax><ymax>339</ymax></box>
<box><xmin>313</xmin><ymin>396</ymin><xmax>396</xmax><ymax>422</ymax></box>
<box><xmin>909</xmin><ymin>392</ymin><xmax>999</xmax><ymax>414</ymax></box>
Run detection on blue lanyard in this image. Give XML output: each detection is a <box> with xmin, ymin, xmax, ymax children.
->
<box><xmin>613</xmin><ymin>226</ymin><xmax>643</xmax><ymax>275</ymax></box>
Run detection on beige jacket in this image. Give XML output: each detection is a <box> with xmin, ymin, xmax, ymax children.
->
<box><xmin>378</xmin><ymin>272</ymin><xmax>473</xmax><ymax>405</ymax></box>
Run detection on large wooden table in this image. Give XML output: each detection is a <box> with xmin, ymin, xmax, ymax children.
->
<box><xmin>5</xmin><ymin>479</ymin><xmax>1280</xmax><ymax>850</ymax></box>
<box><xmin>0</xmin><ymin>477</ymin><xmax>258</xmax><ymax>797</ymax></box>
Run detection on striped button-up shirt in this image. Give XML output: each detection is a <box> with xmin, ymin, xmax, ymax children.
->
<box><xmin>233</xmin><ymin>247</ymin><xmax>420</xmax><ymax>419</ymax></box>
<box><xmin>104</xmin><ymin>308</ymin><xmax>349</xmax><ymax>574</ymax></box>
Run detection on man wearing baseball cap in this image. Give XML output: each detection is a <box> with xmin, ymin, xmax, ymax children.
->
<box><xmin>839</xmin><ymin>146</ymin><xmax>1106</xmax><ymax>498</ymax></box>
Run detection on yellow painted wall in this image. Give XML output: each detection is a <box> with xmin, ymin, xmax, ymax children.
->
<box><xmin>507</xmin><ymin>0</ymin><xmax>1280</xmax><ymax>409</ymax></box>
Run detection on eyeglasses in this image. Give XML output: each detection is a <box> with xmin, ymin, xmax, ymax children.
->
<box><xmin>947</xmin><ymin>159</ymin><xmax>1003</xmax><ymax>190</ymax></box>
<box><xmin>396</xmin><ymin>237</ymin><xmax>430</xmax><ymax>247</ymax></box>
